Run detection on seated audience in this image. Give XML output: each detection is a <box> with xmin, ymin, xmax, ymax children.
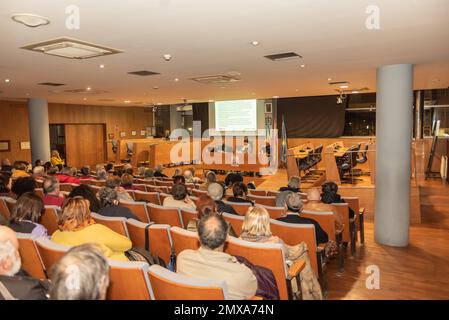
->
<box><xmin>183</xmin><ymin>170</ymin><xmax>195</xmax><ymax>183</ymax></box>
<box><xmin>136</xmin><ymin>165</ymin><xmax>146</xmax><ymax>177</ymax></box>
<box><xmin>240</xmin><ymin>206</ymin><xmax>323</xmax><ymax>300</ymax></box>
<box><xmin>172</xmin><ymin>168</ymin><xmax>182</xmax><ymax>178</ymax></box>
<box><xmin>8</xmin><ymin>192</ymin><xmax>47</xmax><ymax>237</ymax></box>
<box><xmin>303</xmin><ymin>187</ymin><xmax>343</xmax><ymax>233</ymax></box>
<box><xmin>47</xmin><ymin>166</ymin><xmax>59</xmax><ymax>175</ymax></box>
<box><xmin>49</xmin><ymin>243</ymin><xmax>109</xmax><ymax>300</ymax></box>
<box><xmin>120</xmin><ymin>173</ymin><xmax>135</xmax><ymax>190</ymax></box>
<box><xmin>79</xmin><ymin>167</ymin><xmax>93</xmax><ymax>180</ymax></box>
<box><xmin>1</xmin><ymin>159</ymin><xmax>13</xmax><ymax>172</ymax></box>
<box><xmin>199</xmin><ymin>171</ymin><xmax>216</xmax><ymax>191</ymax></box>
<box><xmin>153</xmin><ymin>164</ymin><xmax>167</xmax><ymax>178</ymax></box>
<box><xmin>11</xmin><ymin>162</ymin><xmax>30</xmax><ymax>180</ymax></box>
<box><xmin>105</xmin><ymin>176</ymin><xmax>134</xmax><ymax>202</ymax></box>
<box><xmin>52</xmin><ymin>197</ymin><xmax>132</xmax><ymax>261</ymax></box>
<box><xmin>32</xmin><ymin>166</ymin><xmax>46</xmax><ymax>180</ymax></box>
<box><xmin>207</xmin><ymin>182</ymin><xmax>238</xmax><ymax>215</ymax></box>
<box><xmin>123</xmin><ymin>163</ymin><xmax>133</xmax><ymax>175</ymax></box>
<box><xmin>0</xmin><ymin>173</ymin><xmax>13</xmax><ymax>198</ymax></box>
<box><xmin>0</xmin><ymin>226</ymin><xmax>49</xmax><ymax>300</ymax></box>
<box><xmin>143</xmin><ymin>168</ymin><xmax>154</xmax><ymax>179</ymax></box>
<box><xmin>97</xmin><ymin>187</ymin><xmax>139</xmax><ymax>220</ymax></box>
<box><xmin>177</xmin><ymin>214</ymin><xmax>257</xmax><ymax>300</ymax></box>
<box><xmin>321</xmin><ymin>181</ymin><xmax>355</xmax><ymax>219</ymax></box>
<box><xmin>173</xmin><ymin>175</ymin><xmax>186</xmax><ymax>186</ymax></box>
<box><xmin>96</xmin><ymin>169</ymin><xmax>108</xmax><ymax>181</ymax></box>
<box><xmin>279</xmin><ymin>176</ymin><xmax>301</xmax><ymax>193</ymax></box>
<box><xmin>105</xmin><ymin>163</ymin><xmax>114</xmax><ymax>173</ymax></box>
<box><xmin>163</xmin><ymin>183</ymin><xmax>196</xmax><ymax>210</ymax></box>
<box><xmin>43</xmin><ymin>176</ymin><xmax>65</xmax><ymax>207</ymax></box>
<box><xmin>227</xmin><ymin>182</ymin><xmax>254</xmax><ymax>205</ymax></box>
<box><xmin>68</xmin><ymin>185</ymin><xmax>101</xmax><ymax>213</ymax></box>
<box><xmin>276</xmin><ymin>191</ymin><xmax>329</xmax><ymax>245</ymax></box>
<box><xmin>95</xmin><ymin>164</ymin><xmax>105</xmax><ymax>174</ymax></box>
<box><xmin>11</xmin><ymin>177</ymin><xmax>36</xmax><ymax>199</ymax></box>
<box><xmin>34</xmin><ymin>160</ymin><xmax>43</xmax><ymax>167</ymax></box>
<box><xmin>224</xmin><ymin>172</ymin><xmax>243</xmax><ymax>188</ymax></box>
<box><xmin>56</xmin><ymin>167</ymin><xmax>81</xmax><ymax>184</ymax></box>
<box><xmin>50</xmin><ymin>150</ymin><xmax>65</xmax><ymax>167</ymax></box>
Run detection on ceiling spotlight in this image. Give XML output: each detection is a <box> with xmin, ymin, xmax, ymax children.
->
<box><xmin>124</xmin><ymin>100</ymin><xmax>131</xmax><ymax>103</ymax></box>
<box><xmin>208</xmin><ymin>100</ymin><xmax>214</xmax><ymax>102</ymax></box>
<box><xmin>300</xmin><ymin>64</ymin><xmax>305</xmax><ymax>68</ymax></box>
<box><xmin>83</xmin><ymin>98</ymin><xmax>87</xmax><ymax>101</ymax></box>
<box><xmin>4</xmin><ymin>79</ymin><xmax>10</xmax><ymax>83</ymax></box>
<box><xmin>11</xmin><ymin>13</ymin><xmax>50</xmax><ymax>27</ymax></box>
<box><xmin>328</xmin><ymin>78</ymin><xmax>332</xmax><ymax>81</ymax></box>
<box><xmin>352</xmin><ymin>90</ymin><xmax>359</xmax><ymax>94</ymax></box>
<box><xmin>86</xmin><ymin>87</ymin><xmax>91</xmax><ymax>91</ymax></box>
<box><xmin>174</xmin><ymin>78</ymin><xmax>179</xmax><ymax>82</ymax></box>
<box><xmin>251</xmin><ymin>41</ymin><xmax>259</xmax><ymax>46</ymax></box>
<box><xmin>340</xmin><ymin>85</ymin><xmax>349</xmax><ymax>89</ymax></box>
<box><xmin>99</xmin><ymin>64</ymin><xmax>105</xmax><ymax>69</ymax></box>
<box><xmin>295</xmin><ymin>89</ymin><xmax>299</xmax><ymax>92</ymax></box>
<box><xmin>156</xmin><ymin>102</ymin><xmax>162</xmax><ymax>105</ymax></box>
<box><xmin>273</xmin><ymin>95</ymin><xmax>279</xmax><ymax>99</ymax></box>
<box><xmin>163</xmin><ymin>54</ymin><xmax>172</xmax><ymax>61</ymax></box>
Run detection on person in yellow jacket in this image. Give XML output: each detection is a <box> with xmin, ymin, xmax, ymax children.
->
<box><xmin>50</xmin><ymin>150</ymin><xmax>65</xmax><ymax>167</ymax></box>
<box><xmin>52</xmin><ymin>197</ymin><xmax>132</xmax><ymax>261</ymax></box>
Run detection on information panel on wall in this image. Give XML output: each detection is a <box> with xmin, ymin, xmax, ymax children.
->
<box><xmin>214</xmin><ymin>99</ymin><xmax>257</xmax><ymax>132</ymax></box>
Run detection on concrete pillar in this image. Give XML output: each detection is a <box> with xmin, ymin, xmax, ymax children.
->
<box><xmin>27</xmin><ymin>98</ymin><xmax>51</xmax><ymax>163</ymax></box>
<box><xmin>375</xmin><ymin>64</ymin><xmax>413</xmax><ymax>247</ymax></box>
<box><xmin>414</xmin><ymin>90</ymin><xmax>424</xmax><ymax>139</ymax></box>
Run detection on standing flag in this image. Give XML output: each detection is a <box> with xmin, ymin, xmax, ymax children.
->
<box><xmin>280</xmin><ymin>114</ymin><xmax>288</xmax><ymax>164</ymax></box>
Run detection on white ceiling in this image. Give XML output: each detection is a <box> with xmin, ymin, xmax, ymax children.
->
<box><xmin>0</xmin><ymin>0</ymin><xmax>448</xmax><ymax>106</ymax></box>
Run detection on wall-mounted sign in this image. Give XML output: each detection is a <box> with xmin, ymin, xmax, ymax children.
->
<box><xmin>108</xmin><ymin>133</ymin><xmax>115</xmax><ymax>139</ymax></box>
<box><xmin>131</xmin><ymin>131</ymin><xmax>137</xmax><ymax>136</ymax></box>
<box><xmin>20</xmin><ymin>141</ymin><xmax>30</xmax><ymax>150</ymax></box>
<box><xmin>140</xmin><ymin>130</ymin><xmax>146</xmax><ymax>136</ymax></box>
<box><xmin>0</xmin><ymin>140</ymin><xmax>10</xmax><ymax>152</ymax></box>
<box><xmin>120</xmin><ymin>131</ymin><xmax>126</xmax><ymax>137</ymax></box>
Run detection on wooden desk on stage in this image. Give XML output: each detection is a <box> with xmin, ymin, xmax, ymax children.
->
<box><xmin>286</xmin><ymin>143</ymin><xmax>314</xmax><ymax>179</ymax></box>
<box><xmin>202</xmin><ymin>152</ymin><xmax>269</xmax><ymax>174</ymax></box>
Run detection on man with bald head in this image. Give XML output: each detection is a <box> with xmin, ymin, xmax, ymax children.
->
<box><xmin>43</xmin><ymin>176</ymin><xmax>65</xmax><ymax>207</ymax></box>
<box><xmin>176</xmin><ymin>214</ymin><xmax>257</xmax><ymax>300</ymax></box>
<box><xmin>0</xmin><ymin>226</ymin><xmax>48</xmax><ymax>299</ymax></box>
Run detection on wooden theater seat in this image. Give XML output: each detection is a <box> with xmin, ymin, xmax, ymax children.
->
<box><xmin>59</xmin><ymin>183</ymin><xmax>78</xmax><ymax>192</ymax></box>
<box><xmin>148</xmin><ymin>265</ymin><xmax>229</xmax><ymax>300</ymax></box>
<box><xmin>34</xmin><ymin>188</ymin><xmax>44</xmax><ymax>199</ymax></box>
<box><xmin>222</xmin><ymin>200</ymin><xmax>252</xmax><ymax>216</ymax></box>
<box><xmin>191</xmin><ymin>189</ymin><xmax>208</xmax><ymax>197</ymax></box>
<box><xmin>4</xmin><ymin>197</ymin><xmax>16</xmax><ymax>218</ymax></box>
<box><xmin>119</xmin><ymin>200</ymin><xmax>150</xmax><ymax>223</ymax></box>
<box><xmin>91</xmin><ymin>212</ymin><xmax>129</xmax><ymax>237</ymax></box>
<box><xmin>16</xmin><ymin>233</ymin><xmax>46</xmax><ymax>280</ymax></box>
<box><xmin>107</xmin><ymin>260</ymin><xmax>154</xmax><ymax>300</ymax></box>
<box><xmin>170</xmin><ymin>227</ymin><xmax>200</xmax><ymax>256</ymax></box>
<box><xmin>332</xmin><ymin>203</ymin><xmax>356</xmax><ymax>255</ymax></box>
<box><xmin>260</xmin><ymin>205</ymin><xmax>286</xmax><ymax>219</ymax></box>
<box><xmin>147</xmin><ymin>203</ymin><xmax>183</xmax><ymax>228</ymax></box>
<box><xmin>248</xmin><ymin>189</ymin><xmax>267</xmax><ymax>196</ymax></box>
<box><xmin>247</xmin><ymin>195</ymin><xmax>276</xmax><ymax>207</ymax></box>
<box><xmin>41</xmin><ymin>206</ymin><xmax>60</xmax><ymax>235</ymax></box>
<box><xmin>0</xmin><ymin>196</ymin><xmax>12</xmax><ymax>219</ymax></box>
<box><xmin>342</xmin><ymin>196</ymin><xmax>365</xmax><ymax>245</ymax></box>
<box><xmin>222</xmin><ymin>213</ymin><xmax>244</xmax><ymax>236</ymax></box>
<box><xmin>35</xmin><ymin>237</ymin><xmax>70</xmax><ymax>276</ymax></box>
<box><xmin>126</xmin><ymin>219</ymin><xmax>173</xmax><ymax>265</ymax></box>
<box><xmin>158</xmin><ymin>192</ymin><xmax>172</xmax><ymax>204</ymax></box>
<box><xmin>133</xmin><ymin>191</ymin><xmax>161</xmax><ymax>205</ymax></box>
<box><xmin>180</xmin><ymin>208</ymin><xmax>198</xmax><ymax>228</ymax></box>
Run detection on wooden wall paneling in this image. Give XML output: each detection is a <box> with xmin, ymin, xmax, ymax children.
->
<box><xmin>65</xmin><ymin>124</ymin><xmax>106</xmax><ymax>168</ymax></box>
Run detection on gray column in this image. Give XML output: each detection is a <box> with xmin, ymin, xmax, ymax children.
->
<box><xmin>375</xmin><ymin>64</ymin><xmax>413</xmax><ymax>247</ymax></box>
<box><xmin>414</xmin><ymin>90</ymin><xmax>424</xmax><ymax>139</ymax></box>
<box><xmin>27</xmin><ymin>98</ymin><xmax>51</xmax><ymax>163</ymax></box>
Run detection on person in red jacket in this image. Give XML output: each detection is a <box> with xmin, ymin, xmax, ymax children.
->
<box><xmin>55</xmin><ymin>167</ymin><xmax>80</xmax><ymax>185</ymax></box>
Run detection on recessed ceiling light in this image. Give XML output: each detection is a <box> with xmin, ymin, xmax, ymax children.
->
<box><xmin>300</xmin><ymin>64</ymin><xmax>305</xmax><ymax>68</ymax></box>
<box><xmin>99</xmin><ymin>64</ymin><xmax>105</xmax><ymax>69</ymax></box>
<box><xmin>208</xmin><ymin>100</ymin><xmax>214</xmax><ymax>102</ymax></box>
<box><xmin>124</xmin><ymin>100</ymin><xmax>131</xmax><ymax>103</ymax></box>
<box><xmin>295</xmin><ymin>89</ymin><xmax>299</xmax><ymax>92</ymax></box>
<box><xmin>83</xmin><ymin>98</ymin><xmax>87</xmax><ymax>101</ymax></box>
<box><xmin>251</xmin><ymin>41</ymin><xmax>259</xmax><ymax>46</ymax></box>
<box><xmin>273</xmin><ymin>95</ymin><xmax>279</xmax><ymax>99</ymax></box>
<box><xmin>153</xmin><ymin>86</ymin><xmax>159</xmax><ymax>90</ymax></box>
<box><xmin>4</xmin><ymin>79</ymin><xmax>10</xmax><ymax>83</ymax></box>
<box><xmin>26</xmin><ymin>93</ymin><xmax>30</xmax><ymax>96</ymax></box>
<box><xmin>163</xmin><ymin>54</ymin><xmax>172</xmax><ymax>61</ymax></box>
<box><xmin>328</xmin><ymin>78</ymin><xmax>332</xmax><ymax>81</ymax></box>
<box><xmin>340</xmin><ymin>85</ymin><xmax>349</xmax><ymax>89</ymax></box>
<box><xmin>86</xmin><ymin>87</ymin><xmax>91</xmax><ymax>91</ymax></box>
<box><xmin>11</xmin><ymin>13</ymin><xmax>50</xmax><ymax>27</ymax></box>
<box><xmin>156</xmin><ymin>102</ymin><xmax>162</xmax><ymax>105</ymax></box>
<box><xmin>352</xmin><ymin>91</ymin><xmax>359</xmax><ymax>94</ymax></box>
<box><xmin>174</xmin><ymin>78</ymin><xmax>179</xmax><ymax>82</ymax></box>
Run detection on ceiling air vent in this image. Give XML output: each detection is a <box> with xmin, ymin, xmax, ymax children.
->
<box><xmin>64</xmin><ymin>88</ymin><xmax>110</xmax><ymax>94</ymax></box>
<box><xmin>328</xmin><ymin>81</ymin><xmax>349</xmax><ymax>86</ymax></box>
<box><xmin>264</xmin><ymin>52</ymin><xmax>302</xmax><ymax>61</ymax></box>
<box><xmin>21</xmin><ymin>37</ymin><xmax>122</xmax><ymax>59</ymax></box>
<box><xmin>38</xmin><ymin>82</ymin><xmax>66</xmax><ymax>86</ymax></box>
<box><xmin>128</xmin><ymin>70</ymin><xmax>160</xmax><ymax>76</ymax></box>
<box><xmin>190</xmin><ymin>74</ymin><xmax>240</xmax><ymax>84</ymax></box>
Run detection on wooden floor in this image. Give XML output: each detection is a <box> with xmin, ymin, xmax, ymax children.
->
<box><xmin>260</xmin><ymin>170</ymin><xmax>449</xmax><ymax>300</ymax></box>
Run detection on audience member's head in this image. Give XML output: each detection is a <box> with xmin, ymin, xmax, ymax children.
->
<box><xmin>43</xmin><ymin>176</ymin><xmax>60</xmax><ymax>195</ymax></box>
<box><xmin>183</xmin><ymin>170</ymin><xmax>193</xmax><ymax>182</ymax></box>
<box><xmin>106</xmin><ymin>176</ymin><xmax>121</xmax><ymax>189</ymax></box>
<box><xmin>49</xmin><ymin>243</ymin><xmax>109</xmax><ymax>300</ymax></box>
<box><xmin>195</xmin><ymin>195</ymin><xmax>217</xmax><ymax>219</ymax></box>
<box><xmin>32</xmin><ymin>166</ymin><xmax>45</xmax><ymax>178</ymax></box>
<box><xmin>155</xmin><ymin>164</ymin><xmax>164</xmax><ymax>173</ymax></box>
<box><xmin>51</xmin><ymin>150</ymin><xmax>60</xmax><ymax>158</ymax></box>
<box><xmin>207</xmin><ymin>182</ymin><xmax>225</xmax><ymax>201</ymax></box>
<box><xmin>68</xmin><ymin>185</ymin><xmax>101</xmax><ymax>213</ymax></box>
<box><xmin>95</xmin><ymin>164</ymin><xmax>105</xmax><ymax>173</ymax></box>
<box><xmin>61</xmin><ymin>167</ymin><xmax>73</xmax><ymax>176</ymax></box>
<box><xmin>105</xmin><ymin>163</ymin><xmax>114</xmax><ymax>172</ymax></box>
<box><xmin>225</xmin><ymin>172</ymin><xmax>243</xmax><ymax>188</ymax></box>
<box><xmin>197</xmin><ymin>214</ymin><xmax>228</xmax><ymax>251</ymax></box>
<box><xmin>286</xmin><ymin>192</ymin><xmax>303</xmax><ymax>213</ymax></box>
<box><xmin>70</xmin><ymin>167</ymin><xmax>78</xmax><ymax>177</ymax></box>
<box><xmin>34</xmin><ymin>159</ymin><xmax>43</xmax><ymax>167</ymax></box>
<box><xmin>232</xmin><ymin>182</ymin><xmax>248</xmax><ymax>198</ymax></box>
<box><xmin>58</xmin><ymin>197</ymin><xmax>94</xmax><ymax>232</ymax></box>
<box><xmin>144</xmin><ymin>168</ymin><xmax>154</xmax><ymax>178</ymax></box>
<box><xmin>172</xmin><ymin>168</ymin><xmax>182</xmax><ymax>177</ymax></box>
<box><xmin>98</xmin><ymin>187</ymin><xmax>119</xmax><ymax>208</ymax></box>
<box><xmin>288</xmin><ymin>176</ymin><xmax>301</xmax><ymax>190</ymax></box>
<box><xmin>171</xmin><ymin>183</ymin><xmax>188</xmax><ymax>201</ymax></box>
<box><xmin>14</xmin><ymin>162</ymin><xmax>28</xmax><ymax>172</ymax></box>
<box><xmin>47</xmin><ymin>166</ymin><xmax>59</xmax><ymax>175</ymax></box>
<box><xmin>307</xmin><ymin>187</ymin><xmax>321</xmax><ymax>201</ymax></box>
<box><xmin>173</xmin><ymin>175</ymin><xmax>186</xmax><ymax>185</ymax></box>
<box><xmin>43</xmin><ymin>162</ymin><xmax>52</xmax><ymax>171</ymax></box>
<box><xmin>0</xmin><ymin>173</ymin><xmax>11</xmax><ymax>193</ymax></box>
<box><xmin>11</xmin><ymin>177</ymin><xmax>36</xmax><ymax>198</ymax></box>
<box><xmin>1</xmin><ymin>158</ymin><xmax>11</xmax><ymax>167</ymax></box>
<box><xmin>10</xmin><ymin>192</ymin><xmax>44</xmax><ymax>225</ymax></box>
<box><xmin>123</xmin><ymin>164</ymin><xmax>133</xmax><ymax>175</ymax></box>
<box><xmin>97</xmin><ymin>169</ymin><xmax>108</xmax><ymax>181</ymax></box>
<box><xmin>80</xmin><ymin>167</ymin><xmax>90</xmax><ymax>177</ymax></box>
<box><xmin>205</xmin><ymin>171</ymin><xmax>216</xmax><ymax>184</ymax></box>
<box><xmin>121</xmin><ymin>173</ymin><xmax>134</xmax><ymax>188</ymax></box>
<box><xmin>137</xmin><ymin>166</ymin><xmax>146</xmax><ymax>177</ymax></box>
<box><xmin>242</xmin><ymin>206</ymin><xmax>271</xmax><ymax>237</ymax></box>
<box><xmin>321</xmin><ymin>181</ymin><xmax>338</xmax><ymax>194</ymax></box>
<box><xmin>0</xmin><ymin>226</ymin><xmax>21</xmax><ymax>276</ymax></box>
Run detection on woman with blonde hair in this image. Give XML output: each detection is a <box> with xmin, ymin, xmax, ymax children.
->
<box><xmin>51</xmin><ymin>197</ymin><xmax>132</xmax><ymax>261</ymax></box>
<box><xmin>240</xmin><ymin>206</ymin><xmax>323</xmax><ymax>300</ymax></box>
<box><xmin>50</xmin><ymin>150</ymin><xmax>65</xmax><ymax>167</ymax></box>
